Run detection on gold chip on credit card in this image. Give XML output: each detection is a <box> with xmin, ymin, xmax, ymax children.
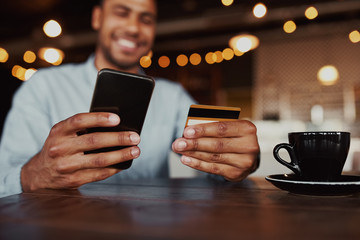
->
<box><xmin>185</xmin><ymin>104</ymin><xmax>241</xmax><ymax>127</ymax></box>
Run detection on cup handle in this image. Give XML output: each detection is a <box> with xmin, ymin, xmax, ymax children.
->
<box><xmin>273</xmin><ymin>143</ymin><xmax>301</xmax><ymax>175</ymax></box>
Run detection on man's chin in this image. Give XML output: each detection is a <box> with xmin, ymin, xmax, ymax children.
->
<box><xmin>111</xmin><ymin>59</ymin><xmax>140</xmax><ymax>71</ymax></box>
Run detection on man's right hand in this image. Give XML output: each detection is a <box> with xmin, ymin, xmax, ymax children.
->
<box><xmin>20</xmin><ymin>112</ymin><xmax>141</xmax><ymax>192</ymax></box>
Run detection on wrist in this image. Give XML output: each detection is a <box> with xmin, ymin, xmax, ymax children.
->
<box><xmin>20</xmin><ymin>154</ymin><xmax>40</xmax><ymax>192</ymax></box>
<box><xmin>250</xmin><ymin>151</ymin><xmax>261</xmax><ymax>174</ymax></box>
<box><xmin>20</xmin><ymin>162</ymin><xmax>31</xmax><ymax>192</ymax></box>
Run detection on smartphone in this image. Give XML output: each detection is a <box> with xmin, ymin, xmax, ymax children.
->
<box><xmin>85</xmin><ymin>68</ymin><xmax>155</xmax><ymax>169</ymax></box>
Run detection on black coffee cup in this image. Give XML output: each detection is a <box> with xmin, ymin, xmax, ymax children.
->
<box><xmin>273</xmin><ymin>131</ymin><xmax>351</xmax><ymax>182</ymax></box>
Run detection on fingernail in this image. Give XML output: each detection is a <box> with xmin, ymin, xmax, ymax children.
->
<box><xmin>185</xmin><ymin>128</ymin><xmax>195</xmax><ymax>137</ymax></box>
<box><xmin>181</xmin><ymin>156</ymin><xmax>192</xmax><ymax>164</ymax></box>
<box><xmin>130</xmin><ymin>133</ymin><xmax>140</xmax><ymax>144</ymax></box>
<box><xmin>176</xmin><ymin>140</ymin><xmax>187</xmax><ymax>150</ymax></box>
<box><xmin>109</xmin><ymin>114</ymin><xmax>119</xmax><ymax>124</ymax></box>
<box><xmin>131</xmin><ymin>148</ymin><xmax>140</xmax><ymax>157</ymax></box>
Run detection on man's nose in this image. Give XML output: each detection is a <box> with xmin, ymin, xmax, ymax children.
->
<box><xmin>125</xmin><ymin>15</ymin><xmax>140</xmax><ymax>35</ymax></box>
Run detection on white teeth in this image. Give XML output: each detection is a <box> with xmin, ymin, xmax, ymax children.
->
<box><xmin>118</xmin><ymin>39</ymin><xmax>136</xmax><ymax>48</ymax></box>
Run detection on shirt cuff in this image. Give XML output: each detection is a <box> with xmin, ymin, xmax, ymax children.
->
<box><xmin>2</xmin><ymin>166</ymin><xmax>23</xmax><ymax>197</ymax></box>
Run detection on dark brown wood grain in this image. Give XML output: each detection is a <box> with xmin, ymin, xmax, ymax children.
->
<box><xmin>0</xmin><ymin>177</ymin><xmax>359</xmax><ymax>240</ymax></box>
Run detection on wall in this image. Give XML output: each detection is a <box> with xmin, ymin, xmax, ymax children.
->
<box><xmin>253</xmin><ymin>21</ymin><xmax>360</xmax><ymax>125</ymax></box>
<box><xmin>251</xmin><ymin>21</ymin><xmax>360</xmax><ymax>176</ymax></box>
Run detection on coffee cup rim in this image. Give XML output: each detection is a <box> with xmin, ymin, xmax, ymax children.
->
<box><xmin>288</xmin><ymin>131</ymin><xmax>350</xmax><ymax>135</ymax></box>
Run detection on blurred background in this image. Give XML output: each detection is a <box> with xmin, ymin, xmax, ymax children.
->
<box><xmin>0</xmin><ymin>0</ymin><xmax>359</xmax><ymax>176</ymax></box>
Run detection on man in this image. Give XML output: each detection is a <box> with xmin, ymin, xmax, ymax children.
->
<box><xmin>0</xmin><ymin>0</ymin><xmax>260</xmax><ymax>198</ymax></box>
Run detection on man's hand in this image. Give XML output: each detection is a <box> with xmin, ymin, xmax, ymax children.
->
<box><xmin>21</xmin><ymin>112</ymin><xmax>141</xmax><ymax>192</ymax></box>
<box><xmin>172</xmin><ymin>120</ymin><xmax>260</xmax><ymax>181</ymax></box>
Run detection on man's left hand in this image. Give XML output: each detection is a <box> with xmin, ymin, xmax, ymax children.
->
<box><xmin>172</xmin><ymin>120</ymin><xmax>260</xmax><ymax>181</ymax></box>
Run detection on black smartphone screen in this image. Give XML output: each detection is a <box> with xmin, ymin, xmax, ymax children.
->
<box><xmin>86</xmin><ymin>68</ymin><xmax>155</xmax><ymax>169</ymax></box>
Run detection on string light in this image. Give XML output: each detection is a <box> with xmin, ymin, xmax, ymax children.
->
<box><xmin>176</xmin><ymin>54</ymin><xmax>188</xmax><ymax>67</ymax></box>
<box><xmin>189</xmin><ymin>53</ymin><xmax>201</xmax><ymax>65</ymax></box>
<box><xmin>140</xmin><ymin>56</ymin><xmax>152</xmax><ymax>68</ymax></box>
<box><xmin>38</xmin><ymin>48</ymin><xmax>64</xmax><ymax>65</ymax></box>
<box><xmin>158</xmin><ymin>56</ymin><xmax>170</xmax><ymax>68</ymax></box>
<box><xmin>2</xmin><ymin>2</ymin><xmax>355</xmax><ymax>73</ymax></box>
<box><xmin>205</xmin><ymin>52</ymin><xmax>215</xmax><ymax>64</ymax></box>
<box><xmin>222</xmin><ymin>48</ymin><xmax>234</xmax><ymax>60</ymax></box>
<box><xmin>23</xmin><ymin>50</ymin><xmax>36</xmax><ymax>63</ymax></box>
<box><xmin>229</xmin><ymin>34</ymin><xmax>259</xmax><ymax>53</ymax></box>
<box><xmin>214</xmin><ymin>51</ymin><xmax>224</xmax><ymax>63</ymax></box>
<box><xmin>141</xmin><ymin>46</ymin><xmax>248</xmax><ymax>69</ymax></box>
<box><xmin>233</xmin><ymin>49</ymin><xmax>244</xmax><ymax>56</ymax></box>
<box><xmin>0</xmin><ymin>48</ymin><xmax>9</xmax><ymax>63</ymax></box>
<box><xmin>12</xmin><ymin>65</ymin><xmax>26</xmax><ymax>81</ymax></box>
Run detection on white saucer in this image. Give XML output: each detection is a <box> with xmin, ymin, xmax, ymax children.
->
<box><xmin>265</xmin><ymin>174</ymin><xmax>360</xmax><ymax>196</ymax></box>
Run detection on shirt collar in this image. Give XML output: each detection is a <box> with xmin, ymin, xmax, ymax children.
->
<box><xmin>86</xmin><ymin>53</ymin><xmax>148</xmax><ymax>83</ymax></box>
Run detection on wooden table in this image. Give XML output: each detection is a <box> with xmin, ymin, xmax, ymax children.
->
<box><xmin>0</xmin><ymin>177</ymin><xmax>359</xmax><ymax>240</ymax></box>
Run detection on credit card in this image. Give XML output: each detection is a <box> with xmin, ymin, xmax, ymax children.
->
<box><xmin>185</xmin><ymin>104</ymin><xmax>241</xmax><ymax>127</ymax></box>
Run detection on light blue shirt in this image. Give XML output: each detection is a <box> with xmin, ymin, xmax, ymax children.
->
<box><xmin>0</xmin><ymin>55</ymin><xmax>195</xmax><ymax>198</ymax></box>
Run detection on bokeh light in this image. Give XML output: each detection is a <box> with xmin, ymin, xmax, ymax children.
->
<box><xmin>305</xmin><ymin>6</ymin><xmax>318</xmax><ymax>20</ymax></box>
<box><xmin>229</xmin><ymin>34</ymin><xmax>259</xmax><ymax>53</ymax></box>
<box><xmin>205</xmin><ymin>52</ymin><xmax>215</xmax><ymax>64</ymax></box>
<box><xmin>233</xmin><ymin>49</ymin><xmax>244</xmax><ymax>56</ymax></box>
<box><xmin>38</xmin><ymin>48</ymin><xmax>64</xmax><ymax>65</ymax></box>
<box><xmin>317</xmin><ymin>65</ymin><xmax>339</xmax><ymax>86</ymax></box>
<box><xmin>23</xmin><ymin>50</ymin><xmax>36</xmax><ymax>63</ymax></box>
<box><xmin>43</xmin><ymin>20</ymin><xmax>62</xmax><ymax>38</ymax></box>
<box><xmin>25</xmin><ymin>68</ymin><xmax>37</xmax><ymax>80</ymax></box>
<box><xmin>236</xmin><ymin>37</ymin><xmax>252</xmax><ymax>52</ymax></box>
<box><xmin>12</xmin><ymin>65</ymin><xmax>26</xmax><ymax>81</ymax></box>
<box><xmin>222</xmin><ymin>48</ymin><xmax>234</xmax><ymax>60</ymax></box>
<box><xmin>283</xmin><ymin>20</ymin><xmax>296</xmax><ymax>33</ymax></box>
<box><xmin>0</xmin><ymin>48</ymin><xmax>9</xmax><ymax>63</ymax></box>
<box><xmin>158</xmin><ymin>56</ymin><xmax>170</xmax><ymax>68</ymax></box>
<box><xmin>189</xmin><ymin>53</ymin><xmax>201</xmax><ymax>65</ymax></box>
<box><xmin>253</xmin><ymin>3</ymin><xmax>267</xmax><ymax>18</ymax></box>
<box><xmin>176</xmin><ymin>54</ymin><xmax>188</xmax><ymax>67</ymax></box>
<box><xmin>214</xmin><ymin>51</ymin><xmax>223</xmax><ymax>63</ymax></box>
<box><xmin>140</xmin><ymin>56</ymin><xmax>152</xmax><ymax>68</ymax></box>
<box><xmin>349</xmin><ymin>30</ymin><xmax>360</xmax><ymax>43</ymax></box>
<box><xmin>221</xmin><ymin>0</ymin><xmax>233</xmax><ymax>7</ymax></box>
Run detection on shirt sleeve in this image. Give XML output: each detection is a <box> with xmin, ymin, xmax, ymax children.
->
<box><xmin>174</xmin><ymin>85</ymin><xmax>197</xmax><ymax>139</ymax></box>
<box><xmin>0</xmin><ymin>73</ymin><xmax>51</xmax><ymax>198</ymax></box>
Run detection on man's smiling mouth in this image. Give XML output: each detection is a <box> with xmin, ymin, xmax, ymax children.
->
<box><xmin>117</xmin><ymin>39</ymin><xmax>137</xmax><ymax>50</ymax></box>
